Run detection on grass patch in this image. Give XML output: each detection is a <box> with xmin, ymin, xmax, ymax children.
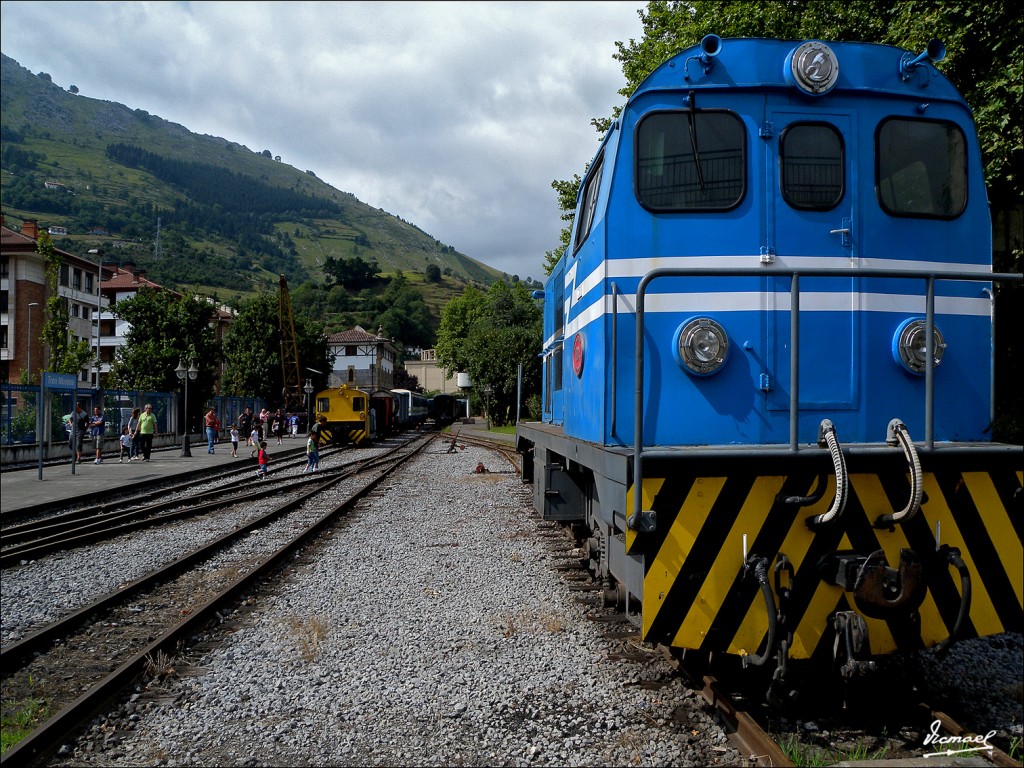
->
<box><xmin>780</xmin><ymin>734</ymin><xmax>889</xmax><ymax>766</ymax></box>
<box><xmin>288</xmin><ymin>615</ymin><xmax>329</xmax><ymax>662</ymax></box>
<box><xmin>1</xmin><ymin>681</ymin><xmax>51</xmax><ymax>755</ymax></box>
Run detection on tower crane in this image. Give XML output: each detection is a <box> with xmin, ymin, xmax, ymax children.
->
<box><xmin>278</xmin><ymin>274</ymin><xmax>303</xmax><ymax>413</ymax></box>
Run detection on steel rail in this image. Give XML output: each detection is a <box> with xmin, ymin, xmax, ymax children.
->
<box><xmin>0</xmin><ymin>447</ymin><xmax>355</xmax><ymax>565</ymax></box>
<box><xmin>0</xmin><ymin>443</ymin><xmax>320</xmax><ymax>529</ymax></box>
<box><xmin>448</xmin><ymin>432</ymin><xmax>522</xmax><ymax>475</ymax></box>
<box><xmin>698</xmin><ymin>674</ymin><xmax>795</xmax><ymax>767</ymax></box>
<box><xmin>926</xmin><ymin>709</ymin><xmax>1019</xmax><ymax>768</ymax></box>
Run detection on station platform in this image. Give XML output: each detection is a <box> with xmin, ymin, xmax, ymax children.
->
<box><xmin>0</xmin><ymin>438</ymin><xmax>304</xmax><ymax>517</ymax></box>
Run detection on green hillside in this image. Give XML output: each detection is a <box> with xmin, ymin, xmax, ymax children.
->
<box><xmin>0</xmin><ymin>52</ymin><xmax>517</xmax><ymax>304</ymax></box>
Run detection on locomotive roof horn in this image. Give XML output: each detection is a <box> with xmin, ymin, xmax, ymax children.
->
<box><xmin>683</xmin><ymin>34</ymin><xmax>722</xmax><ymax>80</ymax></box>
<box><xmin>899</xmin><ymin>38</ymin><xmax>946</xmax><ymax>80</ymax></box>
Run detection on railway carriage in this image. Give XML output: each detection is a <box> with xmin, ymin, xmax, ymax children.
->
<box><xmin>428</xmin><ymin>393</ymin><xmax>459</xmax><ymax>427</ymax></box>
<box><xmin>370</xmin><ymin>389</ymin><xmax>400</xmax><ymax>437</ymax></box>
<box><xmin>516</xmin><ymin>35</ymin><xmax>1022</xmax><ymax>692</ymax></box>
<box><xmin>315</xmin><ymin>385</ymin><xmax>375</xmax><ymax>446</ymax></box>
<box><xmin>391</xmin><ymin>388</ymin><xmax>429</xmax><ymax>429</ymax></box>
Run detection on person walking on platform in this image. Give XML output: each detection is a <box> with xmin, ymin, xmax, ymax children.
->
<box><xmin>118</xmin><ymin>427</ymin><xmax>132</xmax><ymax>463</ymax></box>
<box><xmin>135</xmin><ymin>403</ymin><xmax>157</xmax><ymax>461</ymax></box>
<box><xmin>249</xmin><ymin>425</ymin><xmax>261</xmax><ymax>458</ymax></box>
<box><xmin>204</xmin><ymin>408</ymin><xmax>221</xmax><ymax>454</ymax></box>
<box><xmin>273</xmin><ymin>408</ymin><xmax>284</xmax><ymax>445</ymax></box>
<box><xmin>239</xmin><ymin>408</ymin><xmax>253</xmax><ymax>447</ymax></box>
<box><xmin>230</xmin><ymin>424</ymin><xmax>240</xmax><ymax>458</ymax></box>
<box><xmin>70</xmin><ymin>403</ymin><xmax>88</xmax><ymax>464</ymax></box>
<box><xmin>89</xmin><ymin>406</ymin><xmax>106</xmax><ymax>464</ymax></box>
<box><xmin>127</xmin><ymin>407</ymin><xmax>141</xmax><ymax>461</ymax></box>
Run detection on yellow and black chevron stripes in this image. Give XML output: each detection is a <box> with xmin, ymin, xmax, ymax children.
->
<box><xmin>348</xmin><ymin>427</ymin><xmax>370</xmax><ymax>445</ymax></box>
<box><xmin>627</xmin><ymin>457</ymin><xmax>1022</xmax><ymax>662</ymax></box>
<box><xmin>322</xmin><ymin>421</ymin><xmax>369</xmax><ymax>446</ymax></box>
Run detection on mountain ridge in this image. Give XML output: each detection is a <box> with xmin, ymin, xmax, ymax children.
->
<box><xmin>0</xmin><ymin>51</ymin><xmax>517</xmax><ymax>297</ymax></box>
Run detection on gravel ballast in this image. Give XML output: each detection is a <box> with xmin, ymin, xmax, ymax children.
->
<box><xmin>47</xmin><ymin>444</ymin><xmax>739</xmax><ymax>767</ymax></box>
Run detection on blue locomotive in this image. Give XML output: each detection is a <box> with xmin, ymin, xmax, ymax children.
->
<box><xmin>517</xmin><ymin>35</ymin><xmax>1022</xmax><ymax>691</ymax></box>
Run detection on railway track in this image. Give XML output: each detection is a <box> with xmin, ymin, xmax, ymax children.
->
<box><xmin>0</xmin><ymin>445</ymin><xmax>287</xmax><ymax>526</ymax></box>
<box><xmin>2</xmin><ymin>433</ymin><xmax>1017</xmax><ymax>766</ymax></box>
<box><xmin>0</xmin><ymin>433</ymin><xmax>433</xmax><ymax>766</ymax></box>
<box><xmin>439</xmin><ymin>429</ymin><xmax>521</xmax><ymax>475</ymax></box>
<box><xmin>683</xmin><ymin>664</ymin><xmax>1019</xmax><ymax>767</ymax></box>
<box><xmin>0</xmin><ymin>444</ymin><xmax>353</xmax><ymax>566</ymax></box>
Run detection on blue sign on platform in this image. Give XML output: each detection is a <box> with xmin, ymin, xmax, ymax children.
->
<box><xmin>43</xmin><ymin>372</ymin><xmax>78</xmax><ymax>390</ymax></box>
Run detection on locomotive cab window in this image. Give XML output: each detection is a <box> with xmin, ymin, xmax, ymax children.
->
<box><xmin>635</xmin><ymin>110</ymin><xmax>745</xmax><ymax>211</ymax></box>
<box><xmin>573</xmin><ymin>153</ymin><xmax>604</xmax><ymax>253</ymax></box>
<box><xmin>877</xmin><ymin>118</ymin><xmax>967</xmax><ymax>218</ymax></box>
<box><xmin>780</xmin><ymin>123</ymin><xmax>844</xmax><ymax>210</ymax></box>
<box><xmin>316</xmin><ymin>397</ymin><xmax>330</xmax><ymax>413</ymax></box>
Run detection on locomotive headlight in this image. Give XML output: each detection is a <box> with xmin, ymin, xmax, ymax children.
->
<box><xmin>892</xmin><ymin>318</ymin><xmax>946</xmax><ymax>374</ymax></box>
<box><xmin>786</xmin><ymin>40</ymin><xmax>840</xmax><ymax>95</ymax></box>
<box><xmin>675</xmin><ymin>317</ymin><xmax>730</xmax><ymax>376</ymax></box>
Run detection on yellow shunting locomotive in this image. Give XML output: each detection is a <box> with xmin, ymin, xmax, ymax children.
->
<box><xmin>315</xmin><ymin>385</ymin><xmax>374</xmax><ymax>446</ymax></box>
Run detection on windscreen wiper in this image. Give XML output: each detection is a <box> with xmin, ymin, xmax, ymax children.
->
<box><xmin>685</xmin><ymin>90</ymin><xmax>706</xmax><ymax>195</ymax></box>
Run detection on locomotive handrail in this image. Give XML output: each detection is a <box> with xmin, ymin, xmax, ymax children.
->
<box><xmin>631</xmin><ymin>266</ymin><xmax>1022</xmax><ymax>527</ymax></box>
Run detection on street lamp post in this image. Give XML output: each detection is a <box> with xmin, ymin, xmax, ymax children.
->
<box><xmin>304</xmin><ymin>379</ymin><xmax>314</xmax><ymax>433</ymax></box>
<box><xmin>483</xmin><ymin>385</ymin><xmax>493</xmax><ymax>431</ymax></box>
<box><xmin>87</xmin><ymin>249</ymin><xmax>104</xmax><ymax>390</ymax></box>
<box><xmin>175</xmin><ymin>358</ymin><xmax>199</xmax><ymax>457</ymax></box>
<box><xmin>27</xmin><ymin>302</ymin><xmax>40</xmax><ymax>458</ymax></box>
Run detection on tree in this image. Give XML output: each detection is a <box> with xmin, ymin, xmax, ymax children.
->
<box><xmin>220</xmin><ymin>292</ymin><xmax>332</xmax><ymax>405</ymax></box>
<box><xmin>369</xmin><ymin>274</ymin><xmax>436</xmax><ymax>349</ymax></box>
<box><xmin>425</xmin><ymin>263</ymin><xmax>442</xmax><ymax>283</ymax></box>
<box><xmin>110</xmin><ymin>288</ymin><xmax>219</xmax><ymax>420</ymax></box>
<box><xmin>37</xmin><ymin>233</ymin><xmax>93</xmax><ymax>376</ymax></box>
<box><xmin>392</xmin><ymin>367</ymin><xmax>419</xmax><ymax>391</ymax></box>
<box><xmin>435</xmin><ymin>282</ymin><xmax>542</xmax><ymax>426</ymax></box>
<box><xmin>435</xmin><ymin>286</ymin><xmax>487</xmax><ymax>375</ymax></box>
<box><xmin>322</xmin><ymin>255</ymin><xmax>382</xmax><ymax>290</ymax></box>
<box><xmin>544</xmin><ymin>175</ymin><xmax>582</xmax><ymax>275</ymax></box>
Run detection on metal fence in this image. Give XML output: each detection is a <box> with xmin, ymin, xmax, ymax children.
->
<box><xmin>1</xmin><ymin>384</ymin><xmax>264</xmax><ymax>447</ymax></box>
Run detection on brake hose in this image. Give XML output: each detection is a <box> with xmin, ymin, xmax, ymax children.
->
<box><xmin>875</xmin><ymin>418</ymin><xmax>923</xmax><ymax>527</ymax></box>
<box><xmin>936</xmin><ymin>547</ymin><xmax>972</xmax><ymax>652</ymax></box>
<box><xmin>805</xmin><ymin>419</ymin><xmax>848</xmax><ymax>528</ymax></box>
<box><xmin>742</xmin><ymin>556</ymin><xmax>778</xmax><ymax>668</ymax></box>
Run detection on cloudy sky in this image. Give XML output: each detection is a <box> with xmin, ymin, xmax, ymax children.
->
<box><xmin>0</xmin><ymin>1</ymin><xmax>646</xmax><ymax>282</ymax></box>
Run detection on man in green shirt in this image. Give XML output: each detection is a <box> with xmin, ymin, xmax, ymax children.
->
<box><xmin>135</xmin><ymin>403</ymin><xmax>157</xmax><ymax>461</ymax></box>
